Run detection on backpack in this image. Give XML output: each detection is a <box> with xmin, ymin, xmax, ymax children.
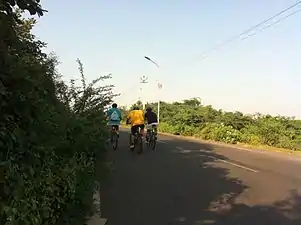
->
<box><xmin>110</xmin><ymin>110</ymin><xmax>120</xmax><ymax>121</ymax></box>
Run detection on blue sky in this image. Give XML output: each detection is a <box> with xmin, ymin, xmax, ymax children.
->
<box><xmin>31</xmin><ymin>0</ymin><xmax>301</xmax><ymax>117</ymax></box>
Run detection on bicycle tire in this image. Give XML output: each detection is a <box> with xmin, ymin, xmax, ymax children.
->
<box><xmin>111</xmin><ymin>127</ymin><xmax>118</xmax><ymax>150</ymax></box>
<box><xmin>146</xmin><ymin>131</ymin><xmax>151</xmax><ymax>149</ymax></box>
<box><xmin>135</xmin><ymin>133</ymin><xmax>143</xmax><ymax>154</ymax></box>
<box><xmin>149</xmin><ymin>132</ymin><xmax>156</xmax><ymax>150</ymax></box>
<box><xmin>112</xmin><ymin>131</ymin><xmax>118</xmax><ymax>150</ymax></box>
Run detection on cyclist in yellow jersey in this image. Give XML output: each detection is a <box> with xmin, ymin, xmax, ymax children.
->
<box><xmin>126</xmin><ymin>106</ymin><xmax>145</xmax><ymax>149</ymax></box>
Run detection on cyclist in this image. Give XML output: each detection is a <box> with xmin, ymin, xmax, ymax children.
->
<box><xmin>144</xmin><ymin>107</ymin><xmax>159</xmax><ymax>142</ymax></box>
<box><xmin>106</xmin><ymin>103</ymin><xmax>122</xmax><ymax>141</ymax></box>
<box><xmin>126</xmin><ymin>106</ymin><xmax>145</xmax><ymax>149</ymax></box>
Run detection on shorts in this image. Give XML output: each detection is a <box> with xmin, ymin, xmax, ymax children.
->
<box><xmin>111</xmin><ymin>125</ymin><xmax>119</xmax><ymax>131</ymax></box>
<box><xmin>146</xmin><ymin>122</ymin><xmax>159</xmax><ymax>130</ymax></box>
<box><xmin>131</xmin><ymin>124</ymin><xmax>145</xmax><ymax>135</ymax></box>
<box><xmin>107</xmin><ymin>120</ymin><xmax>120</xmax><ymax>131</ymax></box>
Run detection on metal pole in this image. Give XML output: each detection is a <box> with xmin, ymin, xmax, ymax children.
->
<box><xmin>157</xmin><ymin>87</ymin><xmax>160</xmax><ymax>123</ymax></box>
<box><xmin>140</xmin><ymin>76</ymin><xmax>148</xmax><ymax>110</ymax></box>
<box><xmin>144</xmin><ymin>56</ymin><xmax>162</xmax><ymax>122</ymax></box>
<box><xmin>157</xmin><ymin>99</ymin><xmax>160</xmax><ymax>123</ymax></box>
<box><xmin>157</xmin><ymin>81</ymin><xmax>162</xmax><ymax>123</ymax></box>
<box><xmin>138</xmin><ymin>87</ymin><xmax>142</xmax><ymax>101</ymax></box>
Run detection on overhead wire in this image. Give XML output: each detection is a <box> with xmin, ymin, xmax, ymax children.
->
<box><xmin>241</xmin><ymin>8</ymin><xmax>301</xmax><ymax>41</ymax></box>
<box><xmin>122</xmin><ymin>2</ymin><xmax>301</xmax><ymax>104</ymax></box>
<box><xmin>198</xmin><ymin>0</ymin><xmax>301</xmax><ymax>60</ymax></box>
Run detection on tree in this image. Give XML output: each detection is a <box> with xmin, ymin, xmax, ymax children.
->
<box><xmin>183</xmin><ymin>98</ymin><xmax>201</xmax><ymax>107</ymax></box>
<box><xmin>128</xmin><ymin>98</ymin><xmax>301</xmax><ymax>150</ymax></box>
<box><xmin>1</xmin><ymin>6</ymin><xmax>115</xmax><ymax>225</ymax></box>
<box><xmin>2</xmin><ymin>0</ymin><xmax>46</xmax><ymax>16</ymax></box>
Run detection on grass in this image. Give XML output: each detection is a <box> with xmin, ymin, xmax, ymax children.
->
<box><xmin>120</xmin><ymin>122</ymin><xmax>301</xmax><ymax>156</ymax></box>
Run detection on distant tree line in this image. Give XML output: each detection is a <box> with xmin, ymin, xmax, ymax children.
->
<box><xmin>120</xmin><ymin>98</ymin><xmax>301</xmax><ymax>150</ymax></box>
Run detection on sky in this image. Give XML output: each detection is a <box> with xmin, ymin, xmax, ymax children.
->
<box><xmin>31</xmin><ymin>0</ymin><xmax>301</xmax><ymax>118</ymax></box>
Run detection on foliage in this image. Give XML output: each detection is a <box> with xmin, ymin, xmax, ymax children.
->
<box><xmin>2</xmin><ymin>0</ymin><xmax>46</xmax><ymax>16</ymax></box>
<box><xmin>125</xmin><ymin>99</ymin><xmax>301</xmax><ymax>150</ymax></box>
<box><xmin>0</xmin><ymin>6</ymin><xmax>114</xmax><ymax>225</ymax></box>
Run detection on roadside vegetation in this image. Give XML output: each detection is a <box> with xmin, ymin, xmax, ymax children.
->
<box><xmin>121</xmin><ymin>99</ymin><xmax>301</xmax><ymax>151</ymax></box>
<box><xmin>1</xmin><ymin>1</ymin><xmax>115</xmax><ymax>225</ymax></box>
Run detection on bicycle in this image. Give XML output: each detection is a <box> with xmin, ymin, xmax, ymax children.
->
<box><xmin>146</xmin><ymin>124</ymin><xmax>157</xmax><ymax>150</ymax></box>
<box><xmin>110</xmin><ymin>125</ymin><xmax>119</xmax><ymax>150</ymax></box>
<box><xmin>132</xmin><ymin>127</ymin><xmax>143</xmax><ymax>154</ymax></box>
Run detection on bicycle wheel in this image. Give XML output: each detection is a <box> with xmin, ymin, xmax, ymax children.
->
<box><xmin>146</xmin><ymin>130</ymin><xmax>151</xmax><ymax>149</ymax></box>
<box><xmin>149</xmin><ymin>131</ymin><xmax>156</xmax><ymax>150</ymax></box>
<box><xmin>111</xmin><ymin>129</ymin><xmax>118</xmax><ymax>150</ymax></box>
<box><xmin>135</xmin><ymin>133</ymin><xmax>143</xmax><ymax>154</ymax></box>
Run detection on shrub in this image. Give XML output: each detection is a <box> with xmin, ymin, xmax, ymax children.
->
<box><xmin>1</xmin><ymin>7</ymin><xmax>116</xmax><ymax>225</ymax></box>
<box><xmin>158</xmin><ymin>122</ymin><xmax>180</xmax><ymax>134</ymax></box>
<box><xmin>127</xmin><ymin>99</ymin><xmax>301</xmax><ymax>150</ymax></box>
<box><xmin>200</xmin><ymin>123</ymin><xmax>242</xmax><ymax>144</ymax></box>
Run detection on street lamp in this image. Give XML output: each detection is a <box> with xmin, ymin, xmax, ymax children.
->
<box><xmin>144</xmin><ymin>56</ymin><xmax>162</xmax><ymax>123</ymax></box>
<box><xmin>139</xmin><ymin>76</ymin><xmax>148</xmax><ymax>110</ymax></box>
<box><xmin>144</xmin><ymin>56</ymin><xmax>159</xmax><ymax>68</ymax></box>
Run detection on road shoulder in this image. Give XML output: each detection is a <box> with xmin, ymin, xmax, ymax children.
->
<box><xmin>120</xmin><ymin>125</ymin><xmax>301</xmax><ymax>160</ymax></box>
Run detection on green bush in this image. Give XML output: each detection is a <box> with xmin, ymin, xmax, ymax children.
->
<box><xmin>126</xmin><ymin>99</ymin><xmax>301</xmax><ymax>151</ymax></box>
<box><xmin>240</xmin><ymin>116</ymin><xmax>297</xmax><ymax>149</ymax></box>
<box><xmin>199</xmin><ymin>123</ymin><xmax>242</xmax><ymax>144</ymax></box>
<box><xmin>1</xmin><ymin>6</ymin><xmax>115</xmax><ymax>225</ymax></box>
<box><xmin>240</xmin><ymin>133</ymin><xmax>262</xmax><ymax>146</ymax></box>
<box><xmin>157</xmin><ymin>122</ymin><xmax>177</xmax><ymax>134</ymax></box>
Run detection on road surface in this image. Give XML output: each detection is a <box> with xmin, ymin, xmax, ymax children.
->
<box><xmin>100</xmin><ymin>130</ymin><xmax>301</xmax><ymax>225</ymax></box>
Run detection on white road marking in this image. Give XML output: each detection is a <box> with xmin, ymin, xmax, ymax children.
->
<box><xmin>200</xmin><ymin>154</ymin><xmax>259</xmax><ymax>173</ymax></box>
<box><xmin>157</xmin><ymin>140</ymin><xmax>167</xmax><ymax>144</ymax></box>
<box><xmin>199</xmin><ymin>149</ymin><xmax>212</xmax><ymax>153</ymax></box>
<box><xmin>181</xmin><ymin>149</ymin><xmax>192</xmax><ymax>153</ymax></box>
<box><xmin>219</xmin><ymin>159</ymin><xmax>258</xmax><ymax>173</ymax></box>
<box><xmin>228</xmin><ymin>146</ymin><xmax>255</xmax><ymax>152</ymax></box>
<box><xmin>176</xmin><ymin>147</ymin><xmax>258</xmax><ymax>173</ymax></box>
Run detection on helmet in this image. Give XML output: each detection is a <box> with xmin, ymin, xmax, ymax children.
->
<box><xmin>112</xmin><ymin>103</ymin><xmax>117</xmax><ymax>108</ymax></box>
<box><xmin>146</xmin><ymin>107</ymin><xmax>152</xmax><ymax>112</ymax></box>
<box><xmin>133</xmin><ymin>106</ymin><xmax>140</xmax><ymax>110</ymax></box>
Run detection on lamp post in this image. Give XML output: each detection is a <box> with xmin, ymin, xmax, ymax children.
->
<box><xmin>156</xmin><ymin>81</ymin><xmax>163</xmax><ymax>123</ymax></box>
<box><xmin>139</xmin><ymin>75</ymin><xmax>148</xmax><ymax>110</ymax></box>
<box><xmin>144</xmin><ymin>56</ymin><xmax>162</xmax><ymax>123</ymax></box>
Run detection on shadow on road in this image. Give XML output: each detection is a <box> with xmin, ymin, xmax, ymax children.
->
<box><xmin>215</xmin><ymin>189</ymin><xmax>301</xmax><ymax>225</ymax></box>
<box><xmin>100</xmin><ymin>132</ymin><xmax>301</xmax><ymax>225</ymax></box>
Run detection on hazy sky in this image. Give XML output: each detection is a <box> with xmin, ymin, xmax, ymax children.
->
<box><xmin>31</xmin><ymin>0</ymin><xmax>301</xmax><ymax>117</ymax></box>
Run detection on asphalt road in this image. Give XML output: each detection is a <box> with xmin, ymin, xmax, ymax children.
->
<box><xmin>100</xmin><ymin>130</ymin><xmax>301</xmax><ymax>225</ymax></box>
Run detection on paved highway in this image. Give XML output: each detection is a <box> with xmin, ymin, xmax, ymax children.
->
<box><xmin>100</xmin><ymin>130</ymin><xmax>301</xmax><ymax>225</ymax></box>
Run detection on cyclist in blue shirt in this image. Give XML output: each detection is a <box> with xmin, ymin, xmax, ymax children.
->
<box><xmin>106</xmin><ymin>103</ymin><xmax>122</xmax><ymax>139</ymax></box>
